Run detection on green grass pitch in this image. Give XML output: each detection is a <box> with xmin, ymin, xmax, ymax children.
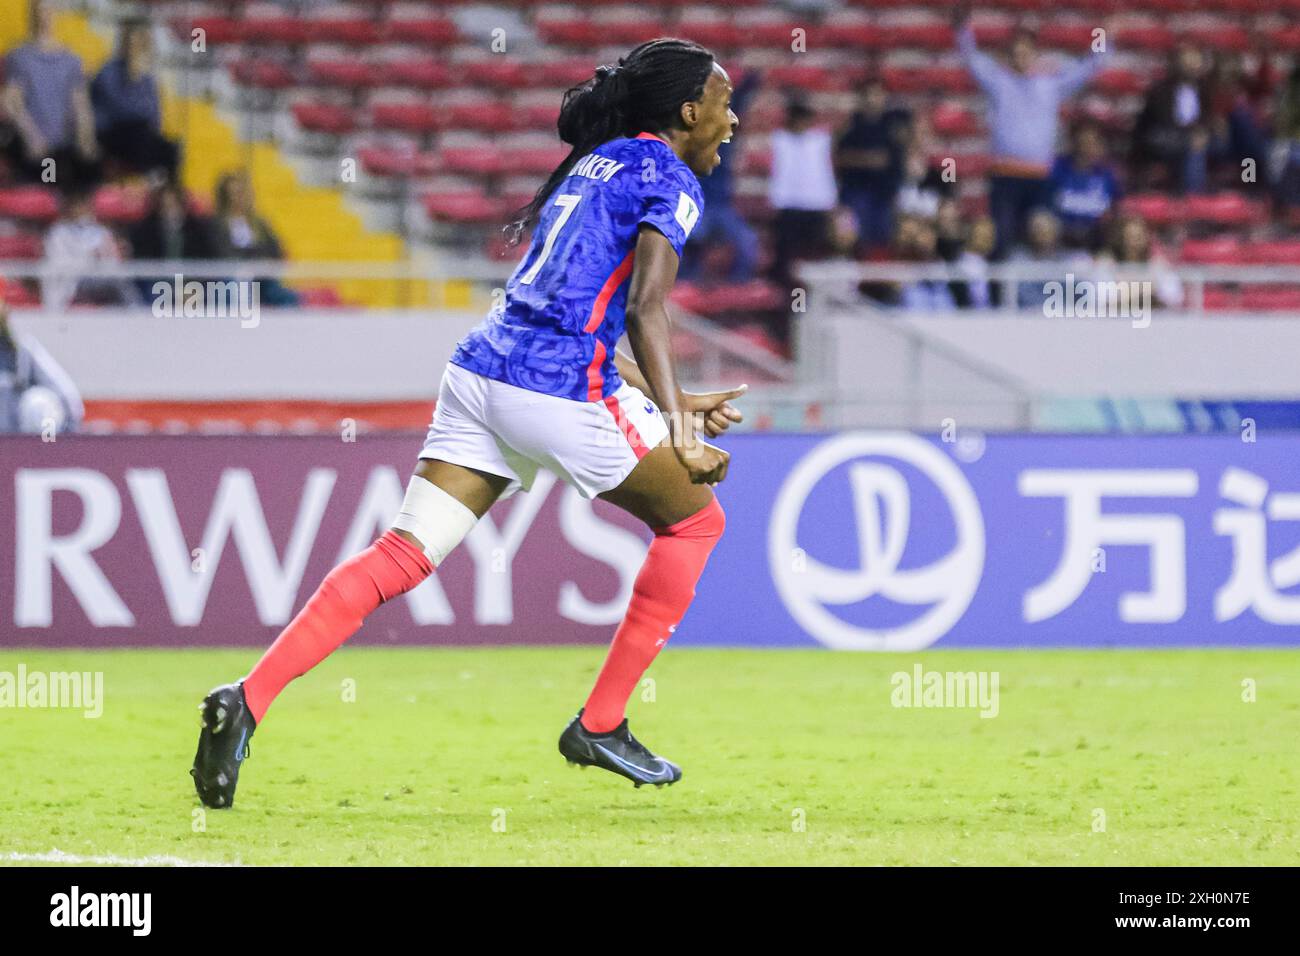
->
<box><xmin>1</xmin><ymin>647</ymin><xmax>1297</xmax><ymax>866</ymax></box>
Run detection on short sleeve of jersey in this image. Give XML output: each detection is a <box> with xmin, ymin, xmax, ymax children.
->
<box><xmin>636</xmin><ymin>158</ymin><xmax>705</xmax><ymax>258</ymax></box>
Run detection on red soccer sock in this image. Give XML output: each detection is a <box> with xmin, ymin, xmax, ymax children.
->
<box><xmin>582</xmin><ymin>497</ymin><xmax>726</xmax><ymax>733</ymax></box>
<box><xmin>242</xmin><ymin>530</ymin><xmax>433</xmax><ymax>723</ymax></box>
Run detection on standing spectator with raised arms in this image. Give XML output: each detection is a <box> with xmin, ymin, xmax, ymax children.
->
<box><xmin>953</xmin><ymin>1</ymin><xmax>1111</xmax><ymax>257</ymax></box>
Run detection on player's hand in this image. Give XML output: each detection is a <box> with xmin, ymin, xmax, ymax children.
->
<box><xmin>683</xmin><ymin>384</ymin><xmax>747</xmax><ymax>438</ymax></box>
<box><xmin>676</xmin><ymin>438</ymin><xmax>731</xmax><ymax>485</ymax></box>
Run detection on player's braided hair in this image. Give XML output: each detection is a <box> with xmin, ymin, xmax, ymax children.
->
<box><xmin>507</xmin><ymin>37</ymin><xmax>715</xmax><ymax>244</ymax></box>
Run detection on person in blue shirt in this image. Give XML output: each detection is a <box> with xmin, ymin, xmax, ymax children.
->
<box><xmin>1048</xmin><ymin>121</ymin><xmax>1122</xmax><ymax>251</ymax></box>
<box><xmin>192</xmin><ymin>39</ymin><xmax>752</xmax><ymax>809</ymax></box>
<box><xmin>90</xmin><ymin>20</ymin><xmax>178</xmax><ymax>179</ymax></box>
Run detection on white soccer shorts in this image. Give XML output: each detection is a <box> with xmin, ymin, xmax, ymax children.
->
<box><xmin>419</xmin><ymin>363</ymin><xmax>670</xmax><ymax>499</ymax></box>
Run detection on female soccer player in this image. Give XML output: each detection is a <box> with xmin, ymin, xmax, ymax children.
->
<box><xmin>192</xmin><ymin>38</ymin><xmax>745</xmax><ymax>806</ymax></box>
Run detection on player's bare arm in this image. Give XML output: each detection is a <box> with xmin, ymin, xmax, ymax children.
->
<box><xmin>623</xmin><ymin>226</ymin><xmax>730</xmax><ymax>484</ymax></box>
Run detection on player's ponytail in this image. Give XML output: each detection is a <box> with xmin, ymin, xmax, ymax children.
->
<box><xmin>507</xmin><ymin>37</ymin><xmax>714</xmax><ymax>244</ymax></box>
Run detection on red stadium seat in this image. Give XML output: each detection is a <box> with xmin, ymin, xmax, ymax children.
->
<box><xmin>883</xmin><ymin>65</ymin><xmax>975</xmax><ymax>95</ymax></box>
<box><xmin>382</xmin><ymin>14</ymin><xmax>457</xmax><ymax>45</ymax></box>
<box><xmin>1184</xmin><ymin>25</ymin><xmax>1250</xmax><ymax>54</ymax></box>
<box><xmin>594</xmin><ymin>17</ymin><xmax>663</xmax><ymax>46</ymax></box>
<box><xmin>1201</xmin><ymin>286</ymin><xmax>1240</xmax><ymax>311</ymax></box>
<box><xmin>422</xmin><ymin>191</ymin><xmax>507</xmax><ymax>224</ymax></box>
<box><xmin>1093</xmin><ymin>68</ymin><xmax>1148</xmax><ymax>96</ymax></box>
<box><xmin>1274</xmin><ymin>26</ymin><xmax>1300</xmax><ymax>52</ymax></box>
<box><xmin>0</xmin><ymin>187</ymin><xmax>60</xmax><ymax>224</ymax></box>
<box><xmin>297</xmin><ymin>286</ymin><xmax>344</xmax><ymax>307</ymax></box>
<box><xmin>1121</xmin><ymin>26</ymin><xmax>1176</xmax><ymax>53</ymax></box>
<box><xmin>358</xmin><ymin>148</ymin><xmax>440</xmax><ymax>179</ymax></box>
<box><xmin>242</xmin><ymin>14</ymin><xmax>308</xmax><ymax>46</ymax></box>
<box><xmin>1241</xmin><ymin>286</ymin><xmax>1300</xmax><ymax>311</ymax></box>
<box><xmin>516</xmin><ymin>101</ymin><xmax>562</xmax><ymax>130</ymax></box>
<box><xmin>184</xmin><ymin>17</ymin><xmax>246</xmax><ymax>45</ymax></box>
<box><xmin>741</xmin><ymin>150</ymin><xmax>772</xmax><ymax>176</ymax></box>
<box><xmin>385</xmin><ymin>59</ymin><xmax>454</xmax><ymax>90</ymax></box>
<box><xmin>749</xmin><ymin>20</ymin><xmax>803</xmax><ymax>50</ymax></box>
<box><xmin>533</xmin><ymin>58</ymin><xmax>596</xmax><ymax>89</ymax></box>
<box><xmin>972</xmin><ymin>23</ymin><xmax>1015</xmax><ymax>47</ymax></box>
<box><xmin>674</xmin><ymin>18</ymin><xmax>744</xmax><ymax>51</ymax></box>
<box><xmin>878</xmin><ymin>23</ymin><xmax>954</xmax><ymax>52</ymax></box>
<box><xmin>370</xmin><ymin>102</ymin><xmax>445</xmax><ymax>134</ymax></box>
<box><xmin>1185</xmin><ymin>193</ymin><xmax>1265</xmax><ymax>227</ymax></box>
<box><xmin>437</xmin><ymin>145</ymin><xmax>505</xmax><ymax>177</ymax></box>
<box><xmin>1178</xmin><ymin>237</ymin><xmax>1242</xmax><ymax>264</ymax></box>
<box><xmin>1121</xmin><ymin>193</ymin><xmax>1181</xmax><ymax>226</ymax></box>
<box><xmin>535</xmin><ymin>16</ymin><xmax>602</xmax><ymax>47</ymax></box>
<box><xmin>0</xmin><ymin>279</ymin><xmax>39</xmax><ymax>306</ymax></box>
<box><xmin>292</xmin><ymin>102</ymin><xmax>357</xmax><ymax>135</ymax></box>
<box><xmin>447</xmin><ymin>100</ymin><xmax>518</xmax><ymax>133</ymax></box>
<box><xmin>930</xmin><ymin>104</ymin><xmax>982</xmax><ymax>138</ymax></box>
<box><xmin>1241</xmin><ymin>241</ymin><xmax>1300</xmax><ymax>265</ymax></box>
<box><xmin>1037</xmin><ymin>24</ymin><xmax>1096</xmax><ymax>51</ymax></box>
<box><xmin>306</xmin><ymin>14</ymin><xmax>382</xmax><ymax>46</ymax></box>
<box><xmin>306</xmin><ymin>59</ymin><xmax>377</xmax><ymax>89</ymax></box>
<box><xmin>230</xmin><ymin>60</ymin><xmax>297</xmax><ymax>90</ymax></box>
<box><xmin>821</xmin><ymin>21</ymin><xmax>881</xmax><ymax>49</ymax></box>
<box><xmin>765</xmin><ymin>64</ymin><xmax>848</xmax><ymax>93</ymax></box>
<box><xmin>0</xmin><ymin>233</ymin><xmax>44</xmax><ymax>260</ymax></box>
<box><xmin>93</xmin><ymin>186</ymin><xmax>149</xmax><ymax>225</ymax></box>
<box><xmin>462</xmin><ymin>59</ymin><xmax>530</xmax><ymax>90</ymax></box>
<box><xmin>498</xmin><ymin>145</ymin><xmax>568</xmax><ymax>176</ymax></box>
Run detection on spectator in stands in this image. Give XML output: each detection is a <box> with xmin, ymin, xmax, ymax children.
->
<box><xmin>91</xmin><ymin>20</ymin><xmax>179</xmax><ymax>182</ymax></box>
<box><xmin>1096</xmin><ymin>213</ymin><xmax>1183</xmax><ymax>309</ymax></box>
<box><xmin>683</xmin><ymin>69</ymin><xmax>761</xmax><ymax>283</ymax></box>
<box><xmin>42</xmin><ymin>186</ymin><xmax>135</xmax><ymax>309</ymax></box>
<box><xmin>954</xmin><ymin>215</ymin><xmax>998</xmax><ymax>310</ymax></box>
<box><xmin>0</xmin><ymin>277</ymin><xmax>84</xmax><ymax>435</ymax></box>
<box><xmin>1205</xmin><ymin>52</ymin><xmax>1270</xmax><ymax>190</ymax></box>
<box><xmin>211</xmin><ymin>170</ymin><xmax>299</xmax><ymax>306</ymax></box>
<box><xmin>863</xmin><ymin>214</ymin><xmax>955</xmax><ymax>312</ymax></box>
<box><xmin>897</xmin><ymin>219</ymin><xmax>956</xmax><ymax>312</ymax></box>
<box><xmin>1</xmin><ymin>0</ymin><xmax>101</xmax><ymax>193</ymax></box>
<box><xmin>1132</xmin><ymin>43</ymin><xmax>1213</xmax><ymax>194</ymax></box>
<box><xmin>953</xmin><ymin>3</ymin><xmax>1110</xmax><ymax>258</ymax></box>
<box><xmin>835</xmin><ymin>78</ymin><xmax>911</xmax><ymax>250</ymax></box>
<box><xmin>768</xmin><ymin>95</ymin><xmax>836</xmax><ymax>296</ymax></box>
<box><xmin>1049</xmin><ymin>122</ymin><xmax>1122</xmax><ymax>251</ymax></box>
<box><xmin>1009</xmin><ymin>208</ymin><xmax>1090</xmax><ymax>311</ymax></box>
<box><xmin>1272</xmin><ymin>65</ymin><xmax>1300</xmax><ymax>209</ymax></box>
<box><xmin>934</xmin><ymin>198</ymin><xmax>995</xmax><ymax>310</ymax></box>
<box><xmin>894</xmin><ymin>147</ymin><xmax>950</xmax><ymax>221</ymax></box>
<box><xmin>129</xmin><ymin>180</ymin><xmax>215</xmax><ymax>298</ymax></box>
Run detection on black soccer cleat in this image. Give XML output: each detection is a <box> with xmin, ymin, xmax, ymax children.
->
<box><xmin>558</xmin><ymin>710</ymin><xmax>681</xmax><ymax>788</ymax></box>
<box><xmin>191</xmin><ymin>682</ymin><xmax>256</xmax><ymax>809</ymax></box>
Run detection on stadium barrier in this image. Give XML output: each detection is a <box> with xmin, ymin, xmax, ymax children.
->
<box><xmin>3</xmin><ymin>431</ymin><xmax>1298</xmax><ymax>650</ymax></box>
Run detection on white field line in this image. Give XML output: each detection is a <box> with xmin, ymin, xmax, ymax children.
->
<box><xmin>4</xmin><ymin>849</ymin><xmax>244</xmax><ymax>867</ymax></box>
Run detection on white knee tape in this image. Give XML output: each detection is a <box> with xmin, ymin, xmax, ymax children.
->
<box><xmin>391</xmin><ymin>476</ymin><xmax>478</xmax><ymax>567</ymax></box>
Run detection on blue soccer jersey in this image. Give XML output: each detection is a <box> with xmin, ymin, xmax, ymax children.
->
<box><xmin>450</xmin><ymin>134</ymin><xmax>704</xmax><ymax>402</ymax></box>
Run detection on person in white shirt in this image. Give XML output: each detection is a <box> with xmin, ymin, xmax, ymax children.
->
<box><xmin>768</xmin><ymin>97</ymin><xmax>837</xmax><ymax>297</ymax></box>
<box><xmin>42</xmin><ymin>188</ymin><xmax>135</xmax><ymax>309</ymax></box>
<box><xmin>0</xmin><ymin>280</ymin><xmax>84</xmax><ymax>434</ymax></box>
